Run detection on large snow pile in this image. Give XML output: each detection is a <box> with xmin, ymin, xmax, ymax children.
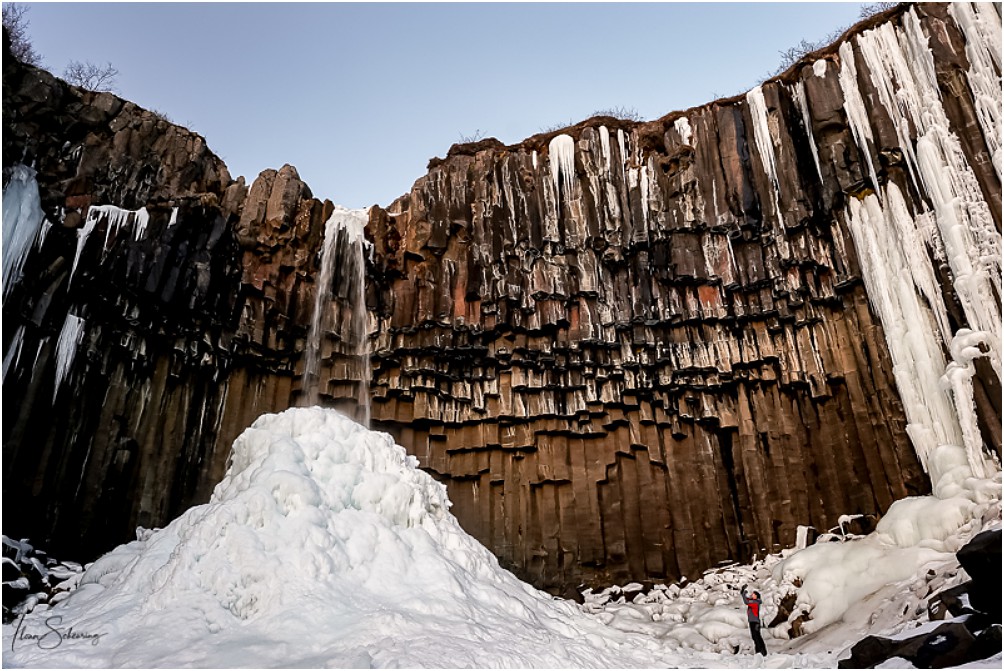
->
<box><xmin>4</xmin><ymin>408</ymin><xmax>999</xmax><ymax>668</ymax></box>
<box><xmin>3</xmin><ymin>408</ymin><xmax>682</xmax><ymax>668</ymax></box>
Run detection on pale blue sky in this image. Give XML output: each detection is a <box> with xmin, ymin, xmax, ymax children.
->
<box><xmin>22</xmin><ymin>2</ymin><xmax>866</xmax><ymax>207</ymax></box>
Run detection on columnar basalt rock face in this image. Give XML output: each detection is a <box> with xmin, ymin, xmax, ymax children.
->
<box><xmin>364</xmin><ymin>2</ymin><xmax>1001</xmax><ymax>590</ymax></box>
<box><xmin>2</xmin><ymin>4</ymin><xmax>1001</xmax><ymax>593</ymax></box>
<box><xmin>2</xmin><ymin>41</ymin><xmax>340</xmax><ymax>557</ymax></box>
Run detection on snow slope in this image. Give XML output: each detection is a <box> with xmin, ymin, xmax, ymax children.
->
<box><xmin>4</xmin><ymin>407</ymin><xmax>999</xmax><ymax>668</ymax></box>
<box><xmin>3</xmin><ymin>408</ymin><xmax>688</xmax><ymax>668</ymax></box>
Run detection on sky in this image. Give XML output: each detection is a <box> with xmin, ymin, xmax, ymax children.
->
<box><xmin>21</xmin><ymin>2</ymin><xmax>868</xmax><ymax>208</ymax></box>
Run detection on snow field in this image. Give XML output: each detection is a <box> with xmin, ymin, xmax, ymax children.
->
<box><xmin>3</xmin><ymin>407</ymin><xmax>999</xmax><ymax>668</ymax></box>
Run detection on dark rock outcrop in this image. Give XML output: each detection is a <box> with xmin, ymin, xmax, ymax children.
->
<box><xmin>838</xmin><ymin>621</ymin><xmax>983</xmax><ymax>669</ymax></box>
<box><xmin>842</xmin><ymin>525</ymin><xmax>1002</xmax><ymax>668</ymax></box>
<box><xmin>2</xmin><ymin>3</ymin><xmax>1001</xmax><ymax>593</ymax></box>
<box><xmin>1</xmin><ymin>536</ymin><xmax>83</xmax><ymax>624</ymax></box>
<box><xmin>956</xmin><ymin>529</ymin><xmax>1002</xmax><ymax>622</ymax></box>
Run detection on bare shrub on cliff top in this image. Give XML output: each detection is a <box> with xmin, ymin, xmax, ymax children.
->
<box><xmin>591</xmin><ymin>106</ymin><xmax>643</xmax><ymax>122</ymax></box>
<box><xmin>3</xmin><ymin>3</ymin><xmax>42</xmax><ymax>66</ymax></box>
<box><xmin>63</xmin><ymin>60</ymin><xmax>119</xmax><ymax>92</ymax></box>
<box><xmin>859</xmin><ymin>2</ymin><xmax>900</xmax><ymax>20</ymax></box>
<box><xmin>458</xmin><ymin>129</ymin><xmax>486</xmax><ymax>143</ymax></box>
<box><xmin>768</xmin><ymin>3</ymin><xmax>901</xmax><ymax>79</ymax></box>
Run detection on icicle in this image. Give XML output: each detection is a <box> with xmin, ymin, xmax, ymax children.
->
<box><xmin>746</xmin><ymin>86</ymin><xmax>785</xmax><ymax>226</ymax></box>
<box><xmin>812</xmin><ymin>59</ymin><xmax>828</xmax><ymax>77</ymax></box>
<box><xmin>35</xmin><ymin>219</ymin><xmax>53</xmax><ymax>251</ymax></box>
<box><xmin>836</xmin><ymin>42</ymin><xmax>880</xmax><ymax>193</ymax></box>
<box><xmin>948</xmin><ymin>2</ymin><xmax>1002</xmax><ymax>181</ymax></box>
<box><xmin>2</xmin><ymin>165</ymin><xmax>46</xmax><ymax>297</ymax></box>
<box><xmin>674</xmin><ymin>116</ymin><xmax>692</xmax><ymax>146</ymax></box>
<box><xmin>70</xmin><ymin>211</ymin><xmax>101</xmax><ymax>285</ymax></box>
<box><xmin>133</xmin><ymin>207</ymin><xmax>150</xmax><ymax>241</ymax></box>
<box><xmin>842</xmin><ymin>182</ymin><xmax>1000</xmax><ymax>486</ymax></box>
<box><xmin>942</xmin><ymin>329</ymin><xmax>997</xmax><ymax>479</ymax></box>
<box><xmin>791</xmin><ymin>81</ymin><xmax>824</xmax><ymax>184</ymax></box>
<box><xmin>168</xmin><ymin>207</ymin><xmax>180</xmax><ymax>228</ymax></box>
<box><xmin>598</xmin><ymin>126</ymin><xmax>611</xmax><ymax>172</ymax></box>
<box><xmin>746</xmin><ymin>87</ymin><xmax>780</xmax><ymax>191</ymax></box>
<box><xmin>2</xmin><ymin>325</ymin><xmax>26</xmax><ymax>383</ymax></box>
<box><xmin>548</xmin><ymin>134</ymin><xmax>576</xmax><ymax>201</ymax></box>
<box><xmin>54</xmin><ymin>314</ymin><xmax>86</xmax><ymax>402</ymax></box>
<box><xmin>74</xmin><ymin>204</ymin><xmax>140</xmax><ymax>284</ymax></box>
<box><xmin>915</xmin><ymin>135</ymin><xmax>1002</xmax><ymax>377</ymax></box>
<box><xmin>100</xmin><ymin>206</ymin><xmax>128</xmax><ymax>254</ymax></box>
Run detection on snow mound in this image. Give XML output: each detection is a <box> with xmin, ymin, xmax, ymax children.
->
<box><xmin>771</xmin><ymin>470</ymin><xmax>1001</xmax><ymax>636</ymax></box>
<box><xmin>4</xmin><ymin>408</ymin><xmax>674</xmax><ymax>668</ymax></box>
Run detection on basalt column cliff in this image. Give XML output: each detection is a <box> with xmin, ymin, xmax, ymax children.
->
<box><xmin>2</xmin><ymin>3</ymin><xmax>1001</xmax><ymax>594</ymax></box>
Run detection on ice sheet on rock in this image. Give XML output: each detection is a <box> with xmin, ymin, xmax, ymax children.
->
<box><xmin>850</xmin><ymin>9</ymin><xmax>1002</xmax><ymax>480</ymax></box>
<box><xmin>746</xmin><ymin>86</ymin><xmax>785</xmax><ymax>230</ymax></box>
<box><xmin>837</xmin><ymin>41</ymin><xmax>880</xmax><ymax>193</ymax></box>
<box><xmin>2</xmin><ymin>165</ymin><xmax>46</xmax><ymax>297</ymax></box>
<box><xmin>948</xmin><ymin>2</ymin><xmax>1002</xmax><ymax>180</ymax></box>
<box><xmin>843</xmin><ymin>186</ymin><xmax>966</xmax><ymax>482</ymax></box>
<box><xmin>53</xmin><ymin>314</ymin><xmax>85</xmax><ymax>402</ymax></box>
<box><xmin>598</xmin><ymin>126</ymin><xmax>611</xmax><ymax>172</ymax></box>
<box><xmin>674</xmin><ymin>117</ymin><xmax>693</xmax><ymax>146</ymax></box>
<box><xmin>746</xmin><ymin>86</ymin><xmax>780</xmax><ymax>193</ymax></box>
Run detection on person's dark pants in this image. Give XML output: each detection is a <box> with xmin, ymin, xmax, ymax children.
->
<box><xmin>749</xmin><ymin>621</ymin><xmax>768</xmax><ymax>656</ymax></box>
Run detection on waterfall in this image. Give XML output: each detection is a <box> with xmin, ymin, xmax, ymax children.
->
<box><xmin>351</xmin><ymin>233</ymin><xmax>371</xmax><ymax>428</ymax></box>
<box><xmin>302</xmin><ymin>205</ymin><xmax>372</xmax><ymax>426</ymax></box>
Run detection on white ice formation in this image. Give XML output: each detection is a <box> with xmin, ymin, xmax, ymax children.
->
<box><xmin>4</xmin><ymin>407</ymin><xmax>690</xmax><ymax>668</ymax></box>
<box><xmin>2</xmin><ymin>165</ymin><xmax>47</xmax><ymax>297</ymax></box>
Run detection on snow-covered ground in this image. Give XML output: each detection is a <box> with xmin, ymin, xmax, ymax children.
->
<box><xmin>3</xmin><ymin>408</ymin><xmax>1000</xmax><ymax>668</ymax></box>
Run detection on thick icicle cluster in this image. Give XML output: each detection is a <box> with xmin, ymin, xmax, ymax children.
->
<box><xmin>832</xmin><ymin>5</ymin><xmax>1001</xmax><ymax>484</ymax></box>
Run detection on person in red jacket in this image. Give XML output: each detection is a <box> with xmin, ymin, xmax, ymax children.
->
<box><xmin>741</xmin><ymin>584</ymin><xmax>768</xmax><ymax>656</ymax></box>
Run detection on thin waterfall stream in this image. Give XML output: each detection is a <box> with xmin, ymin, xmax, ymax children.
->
<box><xmin>302</xmin><ymin>205</ymin><xmax>371</xmax><ymax>426</ymax></box>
